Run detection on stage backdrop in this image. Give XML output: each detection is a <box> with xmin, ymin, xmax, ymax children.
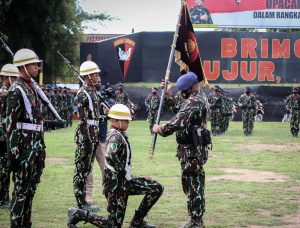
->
<box><xmin>80</xmin><ymin>31</ymin><xmax>300</xmax><ymax>84</ymax></box>
<box><xmin>187</xmin><ymin>0</ymin><xmax>300</xmax><ymax>28</ymax></box>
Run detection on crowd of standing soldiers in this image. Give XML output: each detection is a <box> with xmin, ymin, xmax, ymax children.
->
<box><xmin>41</xmin><ymin>85</ymin><xmax>74</xmax><ymax>131</ymax></box>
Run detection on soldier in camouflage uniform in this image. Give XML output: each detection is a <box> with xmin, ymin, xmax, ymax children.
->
<box><xmin>285</xmin><ymin>87</ymin><xmax>300</xmax><ymax>137</ymax></box>
<box><xmin>190</xmin><ymin>0</ymin><xmax>213</xmax><ymax>24</ymax></box>
<box><xmin>73</xmin><ymin>61</ymin><xmax>105</xmax><ymax>212</ymax></box>
<box><xmin>51</xmin><ymin>86</ymin><xmax>60</xmax><ymax>129</ymax></box>
<box><xmin>6</xmin><ymin>49</ymin><xmax>46</xmax><ymax>227</ymax></box>
<box><xmin>153</xmin><ymin>72</ymin><xmax>210</xmax><ymax>228</ymax></box>
<box><xmin>238</xmin><ymin>87</ymin><xmax>258</xmax><ymax>136</ymax></box>
<box><xmin>144</xmin><ymin>87</ymin><xmax>160</xmax><ymax>134</ymax></box>
<box><xmin>68</xmin><ymin>104</ymin><xmax>163</xmax><ymax>228</ymax></box>
<box><xmin>66</xmin><ymin>87</ymin><xmax>74</xmax><ymax>127</ymax></box>
<box><xmin>0</xmin><ymin>64</ymin><xmax>19</xmax><ymax>209</ymax></box>
<box><xmin>221</xmin><ymin>90</ymin><xmax>234</xmax><ymax>133</ymax></box>
<box><xmin>115</xmin><ymin>83</ymin><xmax>136</xmax><ymax>117</ymax></box>
<box><xmin>115</xmin><ymin>84</ymin><xmax>130</xmax><ymax>107</ymax></box>
<box><xmin>57</xmin><ymin>86</ymin><xmax>66</xmax><ymax>126</ymax></box>
<box><xmin>208</xmin><ymin>85</ymin><xmax>223</xmax><ymax>136</ymax></box>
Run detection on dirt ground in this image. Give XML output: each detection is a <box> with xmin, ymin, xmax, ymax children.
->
<box><xmin>239</xmin><ymin>143</ymin><xmax>300</xmax><ymax>153</ymax></box>
<box><xmin>208</xmin><ymin>168</ymin><xmax>300</xmax><ymax>227</ymax></box>
<box><xmin>208</xmin><ymin>168</ymin><xmax>290</xmax><ymax>182</ymax></box>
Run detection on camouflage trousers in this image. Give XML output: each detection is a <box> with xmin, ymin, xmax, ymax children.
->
<box><xmin>223</xmin><ymin>115</ymin><xmax>231</xmax><ymax>133</ymax></box>
<box><xmin>180</xmin><ymin>157</ymin><xmax>205</xmax><ymax>222</ymax></box>
<box><xmin>0</xmin><ymin>141</ymin><xmax>10</xmax><ymax>204</ymax></box>
<box><xmin>147</xmin><ymin>111</ymin><xmax>157</xmax><ymax>134</ymax></box>
<box><xmin>100</xmin><ymin>171</ymin><xmax>164</xmax><ymax>227</ymax></box>
<box><xmin>242</xmin><ymin>110</ymin><xmax>255</xmax><ymax>136</ymax></box>
<box><xmin>290</xmin><ymin>111</ymin><xmax>300</xmax><ymax>136</ymax></box>
<box><xmin>73</xmin><ymin>140</ymin><xmax>98</xmax><ymax>207</ymax></box>
<box><xmin>68</xmin><ymin>109</ymin><xmax>73</xmax><ymax>127</ymax></box>
<box><xmin>11</xmin><ymin>149</ymin><xmax>45</xmax><ymax>228</ymax></box>
<box><xmin>210</xmin><ymin>110</ymin><xmax>222</xmax><ymax>136</ymax></box>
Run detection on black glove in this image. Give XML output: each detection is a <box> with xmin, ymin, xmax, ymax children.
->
<box><xmin>53</xmin><ymin>119</ymin><xmax>67</xmax><ymax>128</ymax></box>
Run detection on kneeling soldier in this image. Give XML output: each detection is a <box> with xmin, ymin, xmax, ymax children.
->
<box><xmin>68</xmin><ymin>104</ymin><xmax>164</xmax><ymax>228</ymax></box>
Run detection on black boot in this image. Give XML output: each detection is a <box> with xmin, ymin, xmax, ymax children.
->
<box><xmin>129</xmin><ymin>210</ymin><xmax>156</xmax><ymax>228</ymax></box>
<box><xmin>67</xmin><ymin>207</ymin><xmax>89</xmax><ymax>228</ymax></box>
<box><xmin>79</xmin><ymin>203</ymin><xmax>100</xmax><ymax>212</ymax></box>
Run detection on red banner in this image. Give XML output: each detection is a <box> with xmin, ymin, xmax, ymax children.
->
<box><xmin>187</xmin><ymin>0</ymin><xmax>300</xmax><ymax>28</ymax></box>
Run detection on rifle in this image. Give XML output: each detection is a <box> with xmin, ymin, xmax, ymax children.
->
<box><xmin>57</xmin><ymin>50</ymin><xmax>110</xmax><ymax>109</ymax></box>
<box><xmin>0</xmin><ymin>38</ymin><xmax>63</xmax><ymax>121</ymax></box>
<box><xmin>149</xmin><ymin>3</ymin><xmax>183</xmax><ymax>159</ymax></box>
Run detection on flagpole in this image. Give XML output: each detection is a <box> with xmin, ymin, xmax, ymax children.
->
<box><xmin>149</xmin><ymin>1</ymin><xmax>186</xmax><ymax>159</ymax></box>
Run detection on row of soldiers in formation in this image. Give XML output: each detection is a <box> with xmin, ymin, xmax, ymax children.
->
<box><xmin>40</xmin><ymin>85</ymin><xmax>74</xmax><ymax>130</ymax></box>
<box><xmin>145</xmin><ymin>84</ymin><xmax>300</xmax><ymax>137</ymax></box>
<box><xmin>145</xmin><ymin>85</ymin><xmax>263</xmax><ymax>137</ymax></box>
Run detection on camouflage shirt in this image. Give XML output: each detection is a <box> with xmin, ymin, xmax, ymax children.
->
<box><xmin>160</xmin><ymin>91</ymin><xmax>207</xmax><ymax>158</ymax></box>
<box><xmin>75</xmin><ymin>84</ymin><xmax>105</xmax><ymax>143</ymax></box>
<box><xmin>221</xmin><ymin>94</ymin><xmax>234</xmax><ymax>115</ymax></box>
<box><xmin>115</xmin><ymin>90</ymin><xmax>131</xmax><ymax>108</ymax></box>
<box><xmin>105</xmin><ymin>126</ymin><xmax>131</xmax><ymax>174</ymax></box>
<box><xmin>238</xmin><ymin>93</ymin><xmax>257</xmax><ymax>111</ymax></box>
<box><xmin>285</xmin><ymin>94</ymin><xmax>300</xmax><ymax>112</ymax></box>
<box><xmin>6</xmin><ymin>77</ymin><xmax>45</xmax><ymax>160</ymax></box>
<box><xmin>0</xmin><ymin>85</ymin><xmax>8</xmax><ymax>141</ymax></box>
<box><xmin>164</xmin><ymin>91</ymin><xmax>186</xmax><ymax>114</ymax></box>
<box><xmin>208</xmin><ymin>93</ymin><xmax>223</xmax><ymax>111</ymax></box>
<box><xmin>145</xmin><ymin>94</ymin><xmax>160</xmax><ymax>112</ymax></box>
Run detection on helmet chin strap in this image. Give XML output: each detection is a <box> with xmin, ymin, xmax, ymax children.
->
<box><xmin>88</xmin><ymin>74</ymin><xmax>95</xmax><ymax>86</ymax></box>
<box><xmin>24</xmin><ymin>65</ymin><xmax>31</xmax><ymax>79</ymax></box>
<box><xmin>8</xmin><ymin>76</ymin><xmax>12</xmax><ymax>86</ymax></box>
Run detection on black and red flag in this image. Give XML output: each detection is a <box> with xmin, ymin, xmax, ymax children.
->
<box><xmin>175</xmin><ymin>1</ymin><xmax>209</xmax><ymax>88</ymax></box>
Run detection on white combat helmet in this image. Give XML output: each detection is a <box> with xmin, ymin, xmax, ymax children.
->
<box><xmin>13</xmin><ymin>48</ymin><xmax>41</xmax><ymax>67</ymax></box>
<box><xmin>0</xmin><ymin>64</ymin><xmax>20</xmax><ymax>77</ymax></box>
<box><xmin>108</xmin><ymin>104</ymin><xmax>132</xmax><ymax>120</ymax></box>
<box><xmin>80</xmin><ymin>61</ymin><xmax>101</xmax><ymax>76</ymax></box>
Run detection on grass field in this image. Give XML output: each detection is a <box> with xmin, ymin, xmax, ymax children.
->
<box><xmin>0</xmin><ymin>121</ymin><xmax>299</xmax><ymax>228</ymax></box>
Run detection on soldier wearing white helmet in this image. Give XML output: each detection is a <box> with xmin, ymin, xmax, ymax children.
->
<box><xmin>79</xmin><ymin>60</ymin><xmax>101</xmax><ymax>88</ymax></box>
<box><xmin>0</xmin><ymin>64</ymin><xmax>19</xmax><ymax>210</ymax></box>
<box><xmin>13</xmin><ymin>48</ymin><xmax>41</xmax><ymax>80</ymax></box>
<box><xmin>6</xmin><ymin>48</ymin><xmax>45</xmax><ymax>227</ymax></box>
<box><xmin>72</xmin><ymin>60</ymin><xmax>107</xmax><ymax>212</ymax></box>
<box><xmin>68</xmin><ymin>103</ymin><xmax>164</xmax><ymax>228</ymax></box>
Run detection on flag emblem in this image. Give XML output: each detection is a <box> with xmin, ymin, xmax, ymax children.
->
<box><xmin>113</xmin><ymin>38</ymin><xmax>136</xmax><ymax>81</ymax></box>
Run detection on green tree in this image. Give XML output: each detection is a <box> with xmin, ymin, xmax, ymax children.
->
<box><xmin>0</xmin><ymin>0</ymin><xmax>113</xmax><ymax>83</ymax></box>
